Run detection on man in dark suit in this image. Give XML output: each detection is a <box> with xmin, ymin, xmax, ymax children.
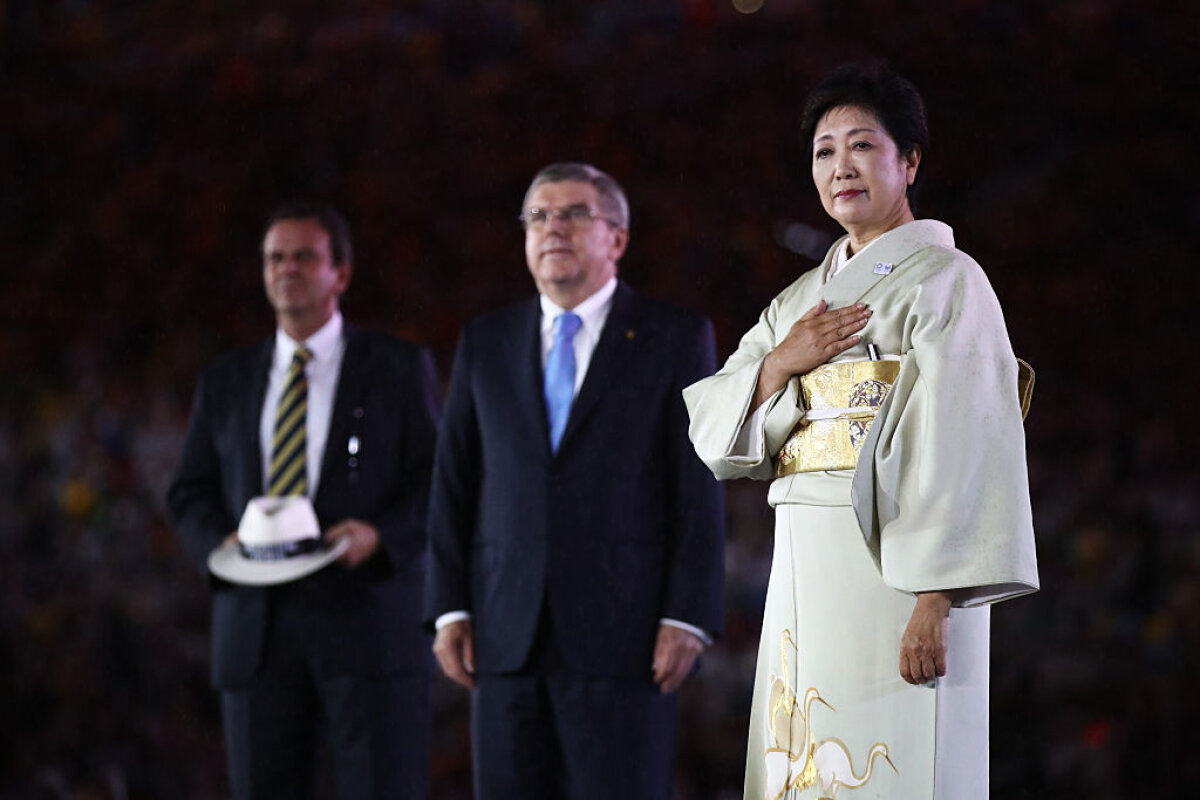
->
<box><xmin>426</xmin><ymin>163</ymin><xmax>725</xmax><ymax>800</ymax></box>
<box><xmin>168</xmin><ymin>203</ymin><xmax>439</xmax><ymax>800</ymax></box>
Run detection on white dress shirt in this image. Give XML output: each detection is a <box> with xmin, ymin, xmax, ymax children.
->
<box><xmin>437</xmin><ymin>278</ymin><xmax>710</xmax><ymax>646</ymax></box>
<box><xmin>537</xmin><ymin>275</ymin><xmax>618</xmax><ymax>396</ymax></box>
<box><xmin>259</xmin><ymin>311</ymin><xmax>346</xmax><ymax>498</ymax></box>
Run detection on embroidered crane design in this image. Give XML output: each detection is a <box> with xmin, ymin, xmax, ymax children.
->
<box><xmin>812</xmin><ymin>739</ymin><xmax>896</xmax><ymax>798</ymax></box>
<box><xmin>762</xmin><ymin>628</ymin><xmax>897</xmax><ymax>799</ymax></box>
<box><xmin>764</xmin><ymin>631</ymin><xmax>830</xmax><ymax>798</ymax></box>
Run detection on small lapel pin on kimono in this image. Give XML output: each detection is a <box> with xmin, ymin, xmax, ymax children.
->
<box><xmin>873</xmin><ymin>262</ymin><xmax>893</xmax><ymax>275</ymax></box>
<box><xmin>625</xmin><ymin>329</ymin><xmax>636</xmax><ymax>340</ymax></box>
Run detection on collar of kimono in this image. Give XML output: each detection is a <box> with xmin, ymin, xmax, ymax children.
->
<box><xmin>820</xmin><ymin>219</ymin><xmax>955</xmax><ymax>309</ymax></box>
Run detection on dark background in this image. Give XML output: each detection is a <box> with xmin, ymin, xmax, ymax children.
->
<box><xmin>2</xmin><ymin>0</ymin><xmax>1197</xmax><ymax>797</ymax></box>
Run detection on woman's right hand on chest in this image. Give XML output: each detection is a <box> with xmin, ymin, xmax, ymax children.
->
<box><xmin>753</xmin><ymin>300</ymin><xmax>872</xmax><ymax>408</ymax></box>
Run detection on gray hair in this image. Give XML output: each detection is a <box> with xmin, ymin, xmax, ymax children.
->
<box><xmin>522</xmin><ymin>162</ymin><xmax>630</xmax><ymax>230</ymax></box>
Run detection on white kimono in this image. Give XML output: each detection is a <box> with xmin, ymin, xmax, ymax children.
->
<box><xmin>684</xmin><ymin>220</ymin><xmax>1038</xmax><ymax>800</ymax></box>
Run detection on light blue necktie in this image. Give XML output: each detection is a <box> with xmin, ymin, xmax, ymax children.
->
<box><xmin>544</xmin><ymin>311</ymin><xmax>582</xmax><ymax>453</ymax></box>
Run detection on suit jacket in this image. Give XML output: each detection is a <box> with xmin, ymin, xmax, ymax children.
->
<box><xmin>168</xmin><ymin>324</ymin><xmax>441</xmax><ymax>688</ymax></box>
<box><xmin>425</xmin><ymin>281</ymin><xmax>725</xmax><ymax>679</ymax></box>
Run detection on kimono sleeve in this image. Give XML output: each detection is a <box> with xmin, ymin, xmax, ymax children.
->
<box><xmin>684</xmin><ymin>295</ymin><xmax>808</xmax><ymax>482</ymax></box>
<box><xmin>851</xmin><ymin>254</ymin><xmax>1039</xmax><ymax>606</ymax></box>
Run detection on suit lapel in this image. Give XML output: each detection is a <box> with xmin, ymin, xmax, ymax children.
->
<box><xmin>514</xmin><ymin>297</ymin><xmax>555</xmax><ymax>458</ymax></box>
<box><xmin>318</xmin><ymin>324</ymin><xmax>367</xmax><ymax>504</ymax></box>
<box><xmin>242</xmin><ymin>340</ymin><xmax>273</xmax><ymax>497</ymax></box>
<box><xmin>558</xmin><ymin>282</ymin><xmax>641</xmax><ymax>450</ymax></box>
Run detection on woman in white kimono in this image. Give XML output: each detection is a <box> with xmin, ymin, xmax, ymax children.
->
<box><xmin>684</xmin><ymin>64</ymin><xmax>1039</xmax><ymax>800</ymax></box>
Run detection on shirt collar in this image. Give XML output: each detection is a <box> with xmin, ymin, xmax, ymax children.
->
<box><xmin>275</xmin><ymin>311</ymin><xmax>344</xmax><ymax>367</ymax></box>
<box><xmin>539</xmin><ymin>276</ymin><xmax>618</xmax><ymax>335</ymax></box>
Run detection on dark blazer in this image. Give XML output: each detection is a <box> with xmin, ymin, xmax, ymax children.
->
<box><xmin>425</xmin><ymin>282</ymin><xmax>725</xmax><ymax>679</ymax></box>
<box><xmin>168</xmin><ymin>324</ymin><xmax>440</xmax><ymax>688</ymax></box>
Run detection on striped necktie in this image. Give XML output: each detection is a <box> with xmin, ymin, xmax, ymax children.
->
<box><xmin>544</xmin><ymin>311</ymin><xmax>582</xmax><ymax>453</ymax></box>
<box><xmin>268</xmin><ymin>344</ymin><xmax>312</xmax><ymax>496</ymax></box>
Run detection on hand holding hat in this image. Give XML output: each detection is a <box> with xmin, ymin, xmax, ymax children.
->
<box><xmin>324</xmin><ymin>519</ymin><xmax>381</xmax><ymax>568</ymax></box>
<box><xmin>207</xmin><ymin>496</ymin><xmax>349</xmax><ymax>585</ymax></box>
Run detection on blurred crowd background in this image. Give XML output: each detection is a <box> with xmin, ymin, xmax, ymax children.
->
<box><xmin>2</xmin><ymin>0</ymin><xmax>1197</xmax><ymax>797</ymax></box>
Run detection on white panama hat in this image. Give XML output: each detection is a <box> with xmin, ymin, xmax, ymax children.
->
<box><xmin>207</xmin><ymin>496</ymin><xmax>348</xmax><ymax>586</ymax></box>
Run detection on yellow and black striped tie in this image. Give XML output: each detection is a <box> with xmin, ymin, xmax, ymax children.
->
<box><xmin>268</xmin><ymin>345</ymin><xmax>312</xmax><ymax>497</ymax></box>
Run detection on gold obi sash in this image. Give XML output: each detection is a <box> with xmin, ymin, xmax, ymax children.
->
<box><xmin>774</xmin><ymin>359</ymin><xmax>900</xmax><ymax>477</ymax></box>
<box><xmin>773</xmin><ymin>357</ymin><xmax>1037</xmax><ymax>477</ymax></box>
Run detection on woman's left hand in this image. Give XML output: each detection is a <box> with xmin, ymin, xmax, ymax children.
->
<box><xmin>899</xmin><ymin>591</ymin><xmax>954</xmax><ymax>685</ymax></box>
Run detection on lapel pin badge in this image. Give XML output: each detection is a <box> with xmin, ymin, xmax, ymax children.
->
<box><xmin>625</xmin><ymin>329</ymin><xmax>636</xmax><ymax>340</ymax></box>
<box><xmin>873</xmin><ymin>262</ymin><xmax>893</xmax><ymax>275</ymax></box>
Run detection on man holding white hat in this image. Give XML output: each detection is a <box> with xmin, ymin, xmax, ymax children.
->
<box><xmin>168</xmin><ymin>202</ymin><xmax>440</xmax><ymax>799</ymax></box>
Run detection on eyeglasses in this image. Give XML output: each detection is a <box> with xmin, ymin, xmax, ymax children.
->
<box><xmin>519</xmin><ymin>204</ymin><xmax>618</xmax><ymax>230</ymax></box>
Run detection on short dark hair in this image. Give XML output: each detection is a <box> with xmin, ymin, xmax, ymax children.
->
<box><xmin>263</xmin><ymin>202</ymin><xmax>354</xmax><ymax>265</ymax></box>
<box><xmin>798</xmin><ymin>63</ymin><xmax>930</xmax><ymax>199</ymax></box>
<box><xmin>522</xmin><ymin>162</ymin><xmax>630</xmax><ymax>230</ymax></box>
